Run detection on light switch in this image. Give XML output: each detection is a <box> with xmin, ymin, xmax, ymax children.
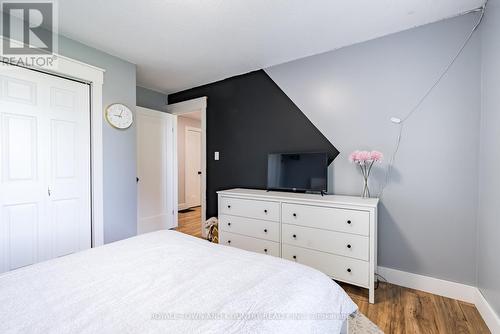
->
<box><xmin>214</xmin><ymin>151</ymin><xmax>220</xmax><ymax>161</ymax></box>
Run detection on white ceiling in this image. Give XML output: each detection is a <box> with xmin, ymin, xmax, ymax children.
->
<box><xmin>57</xmin><ymin>0</ymin><xmax>485</xmax><ymax>94</ymax></box>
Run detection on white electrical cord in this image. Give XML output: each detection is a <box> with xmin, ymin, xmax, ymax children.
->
<box><xmin>378</xmin><ymin>2</ymin><xmax>487</xmax><ymax>199</ymax></box>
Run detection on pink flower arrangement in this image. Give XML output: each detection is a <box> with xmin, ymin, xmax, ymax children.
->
<box><xmin>349</xmin><ymin>150</ymin><xmax>384</xmax><ymax>198</ymax></box>
<box><xmin>349</xmin><ymin>150</ymin><xmax>384</xmax><ymax>164</ymax></box>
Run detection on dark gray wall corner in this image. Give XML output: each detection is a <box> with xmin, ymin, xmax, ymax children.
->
<box><xmin>169</xmin><ymin>70</ymin><xmax>339</xmax><ymax>218</ymax></box>
<box><xmin>137</xmin><ymin>86</ymin><xmax>168</xmax><ymax>110</ymax></box>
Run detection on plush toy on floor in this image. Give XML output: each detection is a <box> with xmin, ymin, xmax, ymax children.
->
<box><xmin>204</xmin><ymin>217</ymin><xmax>218</xmax><ymax>243</ymax></box>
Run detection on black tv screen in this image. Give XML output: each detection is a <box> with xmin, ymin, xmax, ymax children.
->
<box><xmin>267</xmin><ymin>152</ymin><xmax>328</xmax><ymax>192</ymax></box>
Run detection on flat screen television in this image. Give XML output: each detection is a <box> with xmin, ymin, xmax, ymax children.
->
<box><xmin>267</xmin><ymin>152</ymin><xmax>328</xmax><ymax>193</ymax></box>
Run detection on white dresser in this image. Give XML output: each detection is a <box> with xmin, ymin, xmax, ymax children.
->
<box><xmin>217</xmin><ymin>188</ymin><xmax>378</xmax><ymax>303</ymax></box>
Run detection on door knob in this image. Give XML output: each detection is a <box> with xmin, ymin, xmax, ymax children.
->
<box><xmin>197</xmin><ymin>171</ymin><xmax>202</xmax><ymax>175</ymax></box>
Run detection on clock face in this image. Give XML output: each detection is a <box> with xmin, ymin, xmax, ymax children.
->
<box><xmin>105</xmin><ymin>104</ymin><xmax>133</xmax><ymax>129</ymax></box>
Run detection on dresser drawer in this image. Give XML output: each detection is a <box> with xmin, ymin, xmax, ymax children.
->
<box><xmin>220</xmin><ymin>197</ymin><xmax>280</xmax><ymax>222</ymax></box>
<box><xmin>282</xmin><ymin>203</ymin><xmax>369</xmax><ymax>236</ymax></box>
<box><xmin>282</xmin><ymin>224</ymin><xmax>369</xmax><ymax>261</ymax></box>
<box><xmin>220</xmin><ymin>231</ymin><xmax>280</xmax><ymax>257</ymax></box>
<box><xmin>282</xmin><ymin>244</ymin><xmax>369</xmax><ymax>287</ymax></box>
<box><xmin>219</xmin><ymin>215</ymin><xmax>279</xmax><ymax>242</ymax></box>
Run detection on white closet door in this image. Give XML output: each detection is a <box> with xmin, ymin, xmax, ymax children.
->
<box><xmin>0</xmin><ymin>64</ymin><xmax>91</xmax><ymax>273</ymax></box>
<box><xmin>136</xmin><ymin>107</ymin><xmax>177</xmax><ymax>234</ymax></box>
<box><xmin>185</xmin><ymin>127</ymin><xmax>201</xmax><ymax>208</ymax></box>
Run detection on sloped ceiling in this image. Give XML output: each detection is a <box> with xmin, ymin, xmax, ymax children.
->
<box><xmin>55</xmin><ymin>0</ymin><xmax>485</xmax><ymax>93</ymax></box>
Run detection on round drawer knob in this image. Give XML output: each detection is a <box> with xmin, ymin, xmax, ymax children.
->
<box><xmin>293</xmin><ymin>255</ymin><xmax>297</xmax><ymax>259</ymax></box>
<box><xmin>347</xmin><ymin>220</ymin><xmax>352</xmax><ymax>225</ymax></box>
<box><xmin>228</xmin><ymin>240</ymin><xmax>231</xmax><ymax>244</ymax></box>
<box><xmin>347</xmin><ymin>244</ymin><xmax>352</xmax><ymax>249</ymax></box>
<box><xmin>264</xmin><ymin>249</ymin><xmax>268</xmax><ymax>253</ymax></box>
<box><xmin>293</xmin><ymin>234</ymin><xmax>297</xmax><ymax>238</ymax></box>
<box><xmin>347</xmin><ymin>268</ymin><xmax>352</xmax><ymax>273</ymax></box>
<box><xmin>227</xmin><ymin>205</ymin><xmax>231</xmax><ymax>209</ymax></box>
<box><xmin>264</xmin><ymin>229</ymin><xmax>268</xmax><ymax>233</ymax></box>
<box><xmin>264</xmin><ymin>209</ymin><xmax>268</xmax><ymax>213</ymax></box>
<box><xmin>293</xmin><ymin>213</ymin><xmax>297</xmax><ymax>217</ymax></box>
<box><xmin>228</xmin><ymin>222</ymin><xmax>231</xmax><ymax>226</ymax></box>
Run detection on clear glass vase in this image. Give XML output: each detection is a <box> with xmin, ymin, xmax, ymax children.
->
<box><xmin>362</xmin><ymin>176</ymin><xmax>370</xmax><ymax>198</ymax></box>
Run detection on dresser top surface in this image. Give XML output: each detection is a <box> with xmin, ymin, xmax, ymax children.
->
<box><xmin>217</xmin><ymin>188</ymin><xmax>379</xmax><ymax>208</ymax></box>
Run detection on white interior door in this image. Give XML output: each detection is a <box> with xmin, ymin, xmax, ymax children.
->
<box><xmin>0</xmin><ymin>63</ymin><xmax>91</xmax><ymax>273</ymax></box>
<box><xmin>185</xmin><ymin>127</ymin><xmax>201</xmax><ymax>208</ymax></box>
<box><xmin>137</xmin><ymin>107</ymin><xmax>177</xmax><ymax>234</ymax></box>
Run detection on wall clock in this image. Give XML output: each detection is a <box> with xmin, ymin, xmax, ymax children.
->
<box><xmin>105</xmin><ymin>103</ymin><xmax>133</xmax><ymax>129</ymax></box>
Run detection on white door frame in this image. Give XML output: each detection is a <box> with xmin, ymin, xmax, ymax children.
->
<box><xmin>136</xmin><ymin>106</ymin><xmax>178</xmax><ymax>232</ymax></box>
<box><xmin>166</xmin><ymin>97</ymin><xmax>207</xmax><ymax>236</ymax></box>
<box><xmin>0</xmin><ymin>38</ymin><xmax>105</xmax><ymax>247</ymax></box>
<box><xmin>184</xmin><ymin>126</ymin><xmax>202</xmax><ymax>209</ymax></box>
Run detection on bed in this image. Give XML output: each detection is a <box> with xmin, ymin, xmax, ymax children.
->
<box><xmin>0</xmin><ymin>230</ymin><xmax>357</xmax><ymax>333</ymax></box>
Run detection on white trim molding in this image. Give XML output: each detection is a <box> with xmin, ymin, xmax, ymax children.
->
<box><xmin>378</xmin><ymin>266</ymin><xmax>500</xmax><ymax>333</ymax></box>
<box><xmin>178</xmin><ymin>203</ymin><xmax>190</xmax><ymax>211</ymax></box>
<box><xmin>166</xmin><ymin>96</ymin><xmax>207</xmax><ymax>114</ymax></box>
<box><xmin>1</xmin><ymin>37</ymin><xmax>106</xmax><ymax>247</ymax></box>
<box><xmin>377</xmin><ymin>266</ymin><xmax>477</xmax><ymax>303</ymax></box>
<box><xmin>475</xmin><ymin>289</ymin><xmax>500</xmax><ymax>334</ymax></box>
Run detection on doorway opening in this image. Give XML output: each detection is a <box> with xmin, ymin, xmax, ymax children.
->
<box><xmin>167</xmin><ymin>97</ymin><xmax>207</xmax><ymax>239</ymax></box>
<box><xmin>177</xmin><ymin>112</ymin><xmax>202</xmax><ymax>238</ymax></box>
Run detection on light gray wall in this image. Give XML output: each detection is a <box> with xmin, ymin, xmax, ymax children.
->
<box><xmin>266</xmin><ymin>14</ymin><xmax>481</xmax><ymax>284</ymax></box>
<box><xmin>137</xmin><ymin>86</ymin><xmax>168</xmax><ymax>110</ymax></box>
<box><xmin>57</xmin><ymin>36</ymin><xmax>138</xmax><ymax>244</ymax></box>
<box><xmin>478</xmin><ymin>0</ymin><xmax>500</xmax><ymax>315</ymax></box>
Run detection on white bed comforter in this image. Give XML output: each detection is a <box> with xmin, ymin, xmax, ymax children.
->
<box><xmin>0</xmin><ymin>230</ymin><xmax>357</xmax><ymax>334</ymax></box>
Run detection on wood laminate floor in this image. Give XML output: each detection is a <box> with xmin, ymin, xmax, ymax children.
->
<box><xmin>176</xmin><ymin>208</ymin><xmax>490</xmax><ymax>334</ymax></box>
<box><xmin>176</xmin><ymin>206</ymin><xmax>203</xmax><ymax>238</ymax></box>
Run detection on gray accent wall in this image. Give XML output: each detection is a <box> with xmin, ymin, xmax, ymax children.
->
<box><xmin>478</xmin><ymin>0</ymin><xmax>500</xmax><ymax>315</ymax></box>
<box><xmin>57</xmin><ymin>36</ymin><xmax>138</xmax><ymax>244</ymax></box>
<box><xmin>136</xmin><ymin>86</ymin><xmax>168</xmax><ymax>110</ymax></box>
<box><xmin>266</xmin><ymin>14</ymin><xmax>482</xmax><ymax>284</ymax></box>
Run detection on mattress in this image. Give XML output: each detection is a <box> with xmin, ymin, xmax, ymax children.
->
<box><xmin>0</xmin><ymin>230</ymin><xmax>357</xmax><ymax>333</ymax></box>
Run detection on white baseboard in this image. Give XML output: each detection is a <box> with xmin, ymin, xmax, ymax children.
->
<box><xmin>377</xmin><ymin>266</ymin><xmax>476</xmax><ymax>303</ymax></box>
<box><xmin>475</xmin><ymin>289</ymin><xmax>500</xmax><ymax>334</ymax></box>
<box><xmin>178</xmin><ymin>203</ymin><xmax>200</xmax><ymax>211</ymax></box>
<box><xmin>378</xmin><ymin>266</ymin><xmax>499</xmax><ymax>333</ymax></box>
